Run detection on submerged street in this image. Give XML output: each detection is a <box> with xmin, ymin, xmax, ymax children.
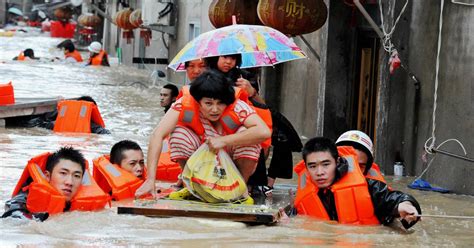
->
<box><xmin>0</xmin><ymin>28</ymin><xmax>473</xmax><ymax>247</ymax></box>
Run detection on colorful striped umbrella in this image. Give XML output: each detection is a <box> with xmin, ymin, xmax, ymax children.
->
<box><xmin>168</xmin><ymin>24</ymin><xmax>307</xmax><ymax>71</ymax></box>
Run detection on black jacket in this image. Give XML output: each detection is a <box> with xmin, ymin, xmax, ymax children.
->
<box><xmin>314</xmin><ymin>178</ymin><xmax>421</xmax><ymax>229</ymax></box>
<box><xmin>1</xmin><ymin>191</ymin><xmax>49</xmax><ymax>221</ymax></box>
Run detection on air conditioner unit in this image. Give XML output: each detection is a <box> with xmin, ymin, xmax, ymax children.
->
<box><xmin>142</xmin><ymin>0</ymin><xmax>172</xmax><ymax>26</ymax></box>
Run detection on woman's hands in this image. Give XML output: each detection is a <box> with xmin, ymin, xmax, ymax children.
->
<box><xmin>135</xmin><ymin>178</ymin><xmax>156</xmax><ymax>198</ymax></box>
<box><xmin>235</xmin><ymin>78</ymin><xmax>256</xmax><ymax>97</ymax></box>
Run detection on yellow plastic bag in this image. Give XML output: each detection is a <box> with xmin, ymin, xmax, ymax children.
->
<box><xmin>182</xmin><ymin>144</ymin><xmax>247</xmax><ymax>203</ymax></box>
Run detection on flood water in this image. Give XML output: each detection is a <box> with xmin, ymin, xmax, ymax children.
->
<box><xmin>1</xmin><ymin>28</ymin><xmax>473</xmax><ymax>247</ymax></box>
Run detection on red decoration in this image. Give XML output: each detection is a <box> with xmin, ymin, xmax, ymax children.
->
<box><xmin>389</xmin><ymin>50</ymin><xmax>401</xmax><ymax>74</ymax></box>
<box><xmin>78</xmin><ymin>14</ymin><xmax>101</xmax><ymax>43</ymax></box>
<box><xmin>114</xmin><ymin>8</ymin><xmax>136</xmax><ymax>44</ymax></box>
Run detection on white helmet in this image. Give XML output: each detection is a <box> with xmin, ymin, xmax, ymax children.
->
<box><xmin>88</xmin><ymin>41</ymin><xmax>102</xmax><ymax>53</ymax></box>
<box><xmin>336</xmin><ymin>130</ymin><xmax>373</xmax><ymax>157</ymax></box>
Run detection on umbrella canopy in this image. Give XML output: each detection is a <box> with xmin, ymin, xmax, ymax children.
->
<box><xmin>168</xmin><ymin>24</ymin><xmax>307</xmax><ymax>71</ymax></box>
<box><xmin>8</xmin><ymin>7</ymin><xmax>23</xmax><ymax>16</ymax></box>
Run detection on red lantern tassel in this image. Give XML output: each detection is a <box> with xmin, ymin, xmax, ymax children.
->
<box><xmin>140</xmin><ymin>29</ymin><xmax>152</xmax><ymax>46</ymax></box>
<box><xmin>123</xmin><ymin>30</ymin><xmax>134</xmax><ymax>44</ymax></box>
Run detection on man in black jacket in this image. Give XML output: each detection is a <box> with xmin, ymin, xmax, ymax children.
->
<box><xmin>294</xmin><ymin>137</ymin><xmax>421</xmax><ymax>229</ymax></box>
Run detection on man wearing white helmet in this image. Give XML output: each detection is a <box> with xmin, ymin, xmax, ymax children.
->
<box><xmin>87</xmin><ymin>41</ymin><xmax>110</xmax><ymax>66</ymax></box>
<box><xmin>336</xmin><ymin>130</ymin><xmax>386</xmax><ymax>183</ymax></box>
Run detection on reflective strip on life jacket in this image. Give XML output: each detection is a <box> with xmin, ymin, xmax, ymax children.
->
<box><xmin>294</xmin><ymin>147</ymin><xmax>380</xmax><ymax>225</ymax></box>
<box><xmin>90</xmin><ymin>50</ymin><xmax>106</xmax><ymax>66</ymax></box>
<box><xmin>65</xmin><ymin>50</ymin><xmax>83</xmax><ymax>62</ymax></box>
<box><xmin>366</xmin><ymin>163</ymin><xmax>387</xmax><ymax>183</ymax></box>
<box><xmin>92</xmin><ymin>155</ymin><xmax>143</xmax><ymax>201</ymax></box>
<box><xmin>53</xmin><ymin>100</ymin><xmax>105</xmax><ymax>133</ymax></box>
<box><xmin>177</xmin><ymin>88</ymin><xmax>241</xmax><ymax>136</ymax></box>
<box><xmin>12</xmin><ymin>152</ymin><xmax>110</xmax><ymax>215</ymax></box>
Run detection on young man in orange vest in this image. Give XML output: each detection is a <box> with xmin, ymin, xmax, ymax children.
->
<box><xmin>109</xmin><ymin>140</ymin><xmax>145</xmax><ymax>179</ymax></box>
<box><xmin>2</xmin><ymin>147</ymin><xmax>86</xmax><ymax>221</ymax></box>
<box><xmin>294</xmin><ymin>137</ymin><xmax>421</xmax><ymax>229</ymax></box>
<box><xmin>57</xmin><ymin>39</ymin><xmax>83</xmax><ymax>63</ymax></box>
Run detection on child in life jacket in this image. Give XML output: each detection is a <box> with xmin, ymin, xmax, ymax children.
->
<box><xmin>2</xmin><ymin>147</ymin><xmax>87</xmax><ymax>221</ymax></box>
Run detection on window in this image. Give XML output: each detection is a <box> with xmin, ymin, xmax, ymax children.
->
<box><xmin>189</xmin><ymin>23</ymin><xmax>200</xmax><ymax>41</ymax></box>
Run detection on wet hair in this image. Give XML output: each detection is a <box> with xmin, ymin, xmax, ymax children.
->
<box><xmin>163</xmin><ymin>84</ymin><xmax>179</xmax><ymax>98</ymax></box>
<box><xmin>57</xmin><ymin>39</ymin><xmax>75</xmax><ymax>53</ymax></box>
<box><xmin>110</xmin><ymin>140</ymin><xmax>142</xmax><ymax>165</ymax></box>
<box><xmin>45</xmin><ymin>147</ymin><xmax>86</xmax><ymax>175</ymax></box>
<box><xmin>302</xmin><ymin>137</ymin><xmax>339</xmax><ymax>163</ymax></box>
<box><xmin>190</xmin><ymin>69</ymin><xmax>235</xmax><ymax>106</ymax></box>
<box><xmin>23</xmin><ymin>49</ymin><xmax>34</xmax><ymax>58</ymax></box>
<box><xmin>77</xmin><ymin>95</ymin><xmax>97</xmax><ymax>105</ymax></box>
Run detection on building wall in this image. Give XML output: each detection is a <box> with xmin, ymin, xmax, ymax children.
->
<box><xmin>167</xmin><ymin>0</ymin><xmax>213</xmax><ymax>86</ymax></box>
<box><xmin>406</xmin><ymin>1</ymin><xmax>474</xmax><ymax>194</ymax></box>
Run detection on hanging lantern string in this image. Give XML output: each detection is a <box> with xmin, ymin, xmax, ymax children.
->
<box><xmin>378</xmin><ymin>0</ymin><xmax>409</xmax><ymax>54</ymax></box>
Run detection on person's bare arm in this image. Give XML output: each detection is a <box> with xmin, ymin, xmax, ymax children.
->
<box><xmin>207</xmin><ymin>113</ymin><xmax>271</xmax><ymax>152</ymax></box>
<box><xmin>135</xmin><ymin>109</ymin><xmax>180</xmax><ymax>197</ymax></box>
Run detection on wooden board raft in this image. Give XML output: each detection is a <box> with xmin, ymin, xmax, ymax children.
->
<box><xmin>117</xmin><ymin>185</ymin><xmax>295</xmax><ymax>224</ymax></box>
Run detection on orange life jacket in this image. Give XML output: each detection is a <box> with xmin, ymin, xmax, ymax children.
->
<box><xmin>89</xmin><ymin>50</ymin><xmax>106</xmax><ymax>66</ymax></box>
<box><xmin>17</xmin><ymin>52</ymin><xmax>26</xmax><ymax>61</ymax></box>
<box><xmin>178</xmin><ymin>86</ymin><xmax>272</xmax><ymax>148</ymax></box>
<box><xmin>92</xmin><ymin>155</ymin><xmax>144</xmax><ymax>201</ymax></box>
<box><xmin>0</xmin><ymin>82</ymin><xmax>15</xmax><ymax>105</ymax></box>
<box><xmin>294</xmin><ymin>146</ymin><xmax>380</xmax><ymax>225</ymax></box>
<box><xmin>12</xmin><ymin>152</ymin><xmax>110</xmax><ymax>215</ymax></box>
<box><xmin>336</xmin><ymin>146</ymin><xmax>387</xmax><ymax>183</ymax></box>
<box><xmin>178</xmin><ymin>88</ymin><xmax>241</xmax><ymax>138</ymax></box>
<box><xmin>65</xmin><ymin>50</ymin><xmax>83</xmax><ymax>62</ymax></box>
<box><xmin>155</xmin><ymin>137</ymin><xmax>182</xmax><ymax>182</ymax></box>
<box><xmin>53</xmin><ymin>100</ymin><xmax>105</xmax><ymax>133</ymax></box>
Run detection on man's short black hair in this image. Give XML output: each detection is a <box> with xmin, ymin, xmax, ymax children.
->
<box><xmin>45</xmin><ymin>147</ymin><xmax>86</xmax><ymax>175</ymax></box>
<box><xmin>190</xmin><ymin>69</ymin><xmax>235</xmax><ymax>105</ymax></box>
<box><xmin>163</xmin><ymin>84</ymin><xmax>179</xmax><ymax>98</ymax></box>
<box><xmin>23</xmin><ymin>48</ymin><xmax>34</xmax><ymax>59</ymax></box>
<box><xmin>57</xmin><ymin>39</ymin><xmax>75</xmax><ymax>53</ymax></box>
<box><xmin>302</xmin><ymin>137</ymin><xmax>339</xmax><ymax>163</ymax></box>
<box><xmin>77</xmin><ymin>95</ymin><xmax>97</xmax><ymax>105</ymax></box>
<box><xmin>110</xmin><ymin>140</ymin><xmax>142</xmax><ymax>165</ymax></box>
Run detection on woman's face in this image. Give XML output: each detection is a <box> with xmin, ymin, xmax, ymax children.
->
<box><xmin>217</xmin><ymin>56</ymin><xmax>236</xmax><ymax>73</ymax></box>
<box><xmin>199</xmin><ymin>97</ymin><xmax>227</xmax><ymax>122</ymax></box>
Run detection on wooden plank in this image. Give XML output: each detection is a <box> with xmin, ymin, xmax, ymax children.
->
<box><xmin>116</xmin><ymin>185</ymin><xmax>294</xmax><ymax>224</ymax></box>
<box><xmin>0</xmin><ymin>97</ymin><xmax>75</xmax><ymax>119</ymax></box>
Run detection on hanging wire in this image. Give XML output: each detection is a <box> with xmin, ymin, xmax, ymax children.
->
<box><xmin>378</xmin><ymin>0</ymin><xmax>409</xmax><ymax>53</ymax></box>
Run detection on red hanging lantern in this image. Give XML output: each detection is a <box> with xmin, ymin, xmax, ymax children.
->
<box><xmin>78</xmin><ymin>13</ymin><xmax>101</xmax><ymax>43</ymax></box>
<box><xmin>208</xmin><ymin>0</ymin><xmax>262</xmax><ymax>28</ymax></box>
<box><xmin>129</xmin><ymin>9</ymin><xmax>152</xmax><ymax>47</ymax></box>
<box><xmin>257</xmin><ymin>0</ymin><xmax>328</xmax><ymax>35</ymax></box>
<box><xmin>114</xmin><ymin>8</ymin><xmax>136</xmax><ymax>44</ymax></box>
